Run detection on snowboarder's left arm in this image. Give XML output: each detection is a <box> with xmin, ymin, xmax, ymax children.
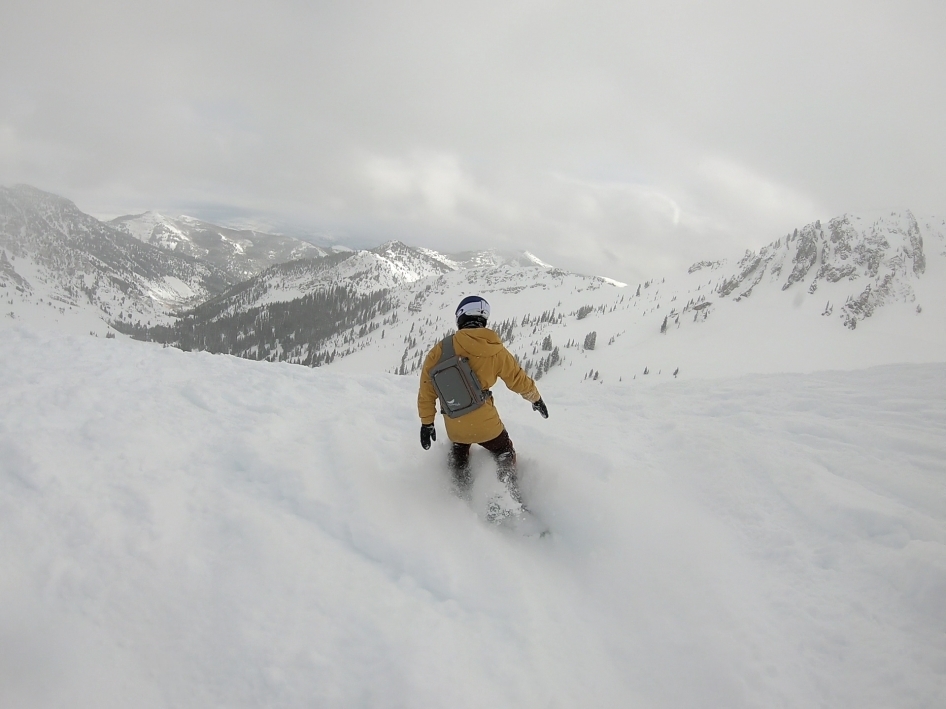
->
<box><xmin>497</xmin><ymin>347</ymin><xmax>541</xmax><ymax>404</ymax></box>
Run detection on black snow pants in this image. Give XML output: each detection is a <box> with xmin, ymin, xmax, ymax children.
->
<box><xmin>448</xmin><ymin>429</ymin><xmax>519</xmax><ymax>501</ymax></box>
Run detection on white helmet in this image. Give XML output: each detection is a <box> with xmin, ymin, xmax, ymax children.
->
<box><xmin>456</xmin><ymin>296</ymin><xmax>490</xmax><ymax>328</ymax></box>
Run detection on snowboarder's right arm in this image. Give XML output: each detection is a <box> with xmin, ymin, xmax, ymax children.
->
<box><xmin>417</xmin><ymin>343</ymin><xmax>443</xmax><ymax>425</ymax></box>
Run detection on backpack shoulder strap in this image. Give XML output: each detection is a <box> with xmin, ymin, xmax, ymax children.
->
<box><xmin>439</xmin><ymin>334</ymin><xmax>456</xmax><ymax>361</ymax></box>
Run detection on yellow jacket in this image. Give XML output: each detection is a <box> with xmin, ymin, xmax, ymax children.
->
<box><xmin>418</xmin><ymin>328</ymin><xmax>541</xmax><ymax>444</ymax></box>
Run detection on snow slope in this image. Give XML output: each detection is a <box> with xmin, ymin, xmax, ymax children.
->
<box><xmin>2</xmin><ymin>326</ymin><xmax>944</xmax><ymax>708</ymax></box>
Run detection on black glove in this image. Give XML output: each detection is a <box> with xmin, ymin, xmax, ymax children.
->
<box><xmin>532</xmin><ymin>398</ymin><xmax>549</xmax><ymax>419</ymax></box>
<box><xmin>420</xmin><ymin>423</ymin><xmax>436</xmax><ymax>450</ymax></box>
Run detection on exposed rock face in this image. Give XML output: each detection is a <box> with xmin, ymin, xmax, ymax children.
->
<box><xmin>0</xmin><ymin>250</ymin><xmax>31</xmax><ymax>292</ymax></box>
<box><xmin>714</xmin><ymin>211</ymin><xmax>933</xmax><ymax>328</ymax></box>
<box><xmin>688</xmin><ymin>259</ymin><xmax>725</xmax><ymax>274</ymax></box>
<box><xmin>783</xmin><ymin>224</ymin><xmax>820</xmax><ymax>291</ymax></box>
<box><xmin>718</xmin><ymin>252</ymin><xmax>764</xmax><ymax>298</ymax></box>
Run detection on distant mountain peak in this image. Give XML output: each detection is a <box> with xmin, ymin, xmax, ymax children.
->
<box><xmin>522</xmin><ymin>251</ymin><xmax>553</xmax><ymax>268</ymax></box>
<box><xmin>110</xmin><ymin>210</ymin><xmax>326</xmax><ymax>281</ymax></box>
<box><xmin>440</xmin><ymin>247</ymin><xmax>555</xmax><ymax>270</ymax></box>
<box><xmin>712</xmin><ymin>209</ymin><xmax>933</xmax><ymax>328</ymax></box>
<box><xmin>375</xmin><ymin>239</ymin><xmax>410</xmax><ymax>249</ymax></box>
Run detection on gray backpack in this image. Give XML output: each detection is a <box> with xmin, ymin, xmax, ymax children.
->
<box><xmin>430</xmin><ymin>335</ymin><xmax>491</xmax><ymax>418</ymax></box>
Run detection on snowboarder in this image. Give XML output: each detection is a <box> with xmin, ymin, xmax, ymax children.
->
<box><xmin>418</xmin><ymin>296</ymin><xmax>549</xmax><ymax>501</ymax></box>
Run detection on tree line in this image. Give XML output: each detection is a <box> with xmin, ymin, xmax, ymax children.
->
<box><xmin>114</xmin><ymin>285</ymin><xmax>393</xmax><ymax>366</ymax></box>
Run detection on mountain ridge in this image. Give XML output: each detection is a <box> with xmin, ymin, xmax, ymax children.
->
<box><xmin>109</xmin><ymin>210</ymin><xmax>329</xmax><ymax>281</ymax></box>
<box><xmin>0</xmin><ymin>185</ymin><xmax>232</xmax><ymax>331</ymax></box>
<box><xmin>3</xmin><ymin>185</ymin><xmax>944</xmax><ymax>381</ymax></box>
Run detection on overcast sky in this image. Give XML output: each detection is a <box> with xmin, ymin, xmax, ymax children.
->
<box><xmin>2</xmin><ymin>0</ymin><xmax>944</xmax><ymax>282</ymax></box>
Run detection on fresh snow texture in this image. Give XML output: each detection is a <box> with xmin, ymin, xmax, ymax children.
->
<box><xmin>2</xmin><ymin>326</ymin><xmax>945</xmax><ymax>708</ymax></box>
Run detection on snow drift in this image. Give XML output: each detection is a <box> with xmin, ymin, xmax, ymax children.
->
<box><xmin>1</xmin><ymin>327</ymin><xmax>944</xmax><ymax>708</ymax></box>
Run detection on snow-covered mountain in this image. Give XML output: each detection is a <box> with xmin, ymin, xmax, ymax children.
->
<box><xmin>0</xmin><ymin>187</ymin><xmax>573</xmax><ymax>341</ymax></box>
<box><xmin>113</xmin><ymin>240</ymin><xmax>584</xmax><ymax>365</ymax></box>
<box><xmin>4</xmin><ymin>185</ymin><xmax>944</xmax><ymax>383</ymax></box>
<box><xmin>0</xmin><ymin>185</ymin><xmax>232</xmax><ymax>333</ymax></box>
<box><xmin>710</xmin><ymin>211</ymin><xmax>938</xmax><ymax>329</ymax></box>
<box><xmin>109</xmin><ymin>211</ymin><xmax>329</xmax><ymax>281</ymax></box>
<box><xmin>124</xmin><ymin>208</ymin><xmax>944</xmax><ymax>384</ymax></box>
<box><xmin>182</xmin><ymin>240</ymin><xmax>554</xmax><ymax>314</ymax></box>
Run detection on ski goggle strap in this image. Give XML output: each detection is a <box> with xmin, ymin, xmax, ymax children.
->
<box><xmin>455</xmin><ymin>296</ymin><xmax>490</xmax><ymax>321</ymax></box>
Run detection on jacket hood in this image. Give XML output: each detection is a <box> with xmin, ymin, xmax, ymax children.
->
<box><xmin>454</xmin><ymin>328</ymin><xmax>505</xmax><ymax>358</ymax></box>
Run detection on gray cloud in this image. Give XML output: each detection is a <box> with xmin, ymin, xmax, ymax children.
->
<box><xmin>2</xmin><ymin>0</ymin><xmax>944</xmax><ymax>283</ymax></box>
